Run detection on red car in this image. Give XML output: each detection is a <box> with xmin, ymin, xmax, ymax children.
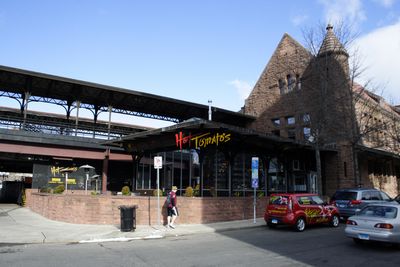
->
<box><xmin>264</xmin><ymin>193</ymin><xmax>340</xmax><ymax>231</ymax></box>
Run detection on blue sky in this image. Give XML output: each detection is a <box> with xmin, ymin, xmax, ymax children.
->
<box><xmin>0</xmin><ymin>0</ymin><xmax>399</xmax><ymax>126</ymax></box>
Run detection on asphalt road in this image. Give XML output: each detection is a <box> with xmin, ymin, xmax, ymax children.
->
<box><xmin>1</xmin><ymin>224</ymin><xmax>399</xmax><ymax>267</ymax></box>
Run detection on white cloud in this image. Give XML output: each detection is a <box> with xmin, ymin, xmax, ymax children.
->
<box><xmin>373</xmin><ymin>0</ymin><xmax>396</xmax><ymax>8</ymax></box>
<box><xmin>229</xmin><ymin>79</ymin><xmax>253</xmax><ymax>100</ymax></box>
<box><xmin>292</xmin><ymin>14</ymin><xmax>309</xmax><ymax>26</ymax></box>
<box><xmin>354</xmin><ymin>20</ymin><xmax>400</xmax><ymax>104</ymax></box>
<box><xmin>318</xmin><ymin>0</ymin><xmax>366</xmax><ymax>27</ymax></box>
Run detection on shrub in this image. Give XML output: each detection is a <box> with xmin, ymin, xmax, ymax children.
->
<box><xmin>234</xmin><ymin>191</ymin><xmax>241</xmax><ymax>197</ymax></box>
<box><xmin>193</xmin><ymin>184</ymin><xmax>200</xmax><ymax>197</ymax></box>
<box><xmin>53</xmin><ymin>185</ymin><xmax>65</xmax><ymax>194</ymax></box>
<box><xmin>121</xmin><ymin>186</ymin><xmax>131</xmax><ymax>196</ymax></box>
<box><xmin>184</xmin><ymin>186</ymin><xmax>194</xmax><ymax>197</ymax></box>
<box><xmin>39</xmin><ymin>187</ymin><xmax>52</xmax><ymax>193</ymax></box>
<box><xmin>153</xmin><ymin>189</ymin><xmax>162</xmax><ymax>196</ymax></box>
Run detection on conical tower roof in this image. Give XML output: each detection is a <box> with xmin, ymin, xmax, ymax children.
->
<box><xmin>318</xmin><ymin>24</ymin><xmax>348</xmax><ymax>57</ymax></box>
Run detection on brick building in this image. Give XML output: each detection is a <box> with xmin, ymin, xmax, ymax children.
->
<box><xmin>242</xmin><ymin>25</ymin><xmax>400</xmax><ymax>197</ymax></box>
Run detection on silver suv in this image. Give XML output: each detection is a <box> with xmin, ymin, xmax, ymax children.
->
<box><xmin>330</xmin><ymin>188</ymin><xmax>392</xmax><ymax>220</ymax></box>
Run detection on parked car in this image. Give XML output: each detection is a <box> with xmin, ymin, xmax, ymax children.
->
<box><xmin>330</xmin><ymin>188</ymin><xmax>391</xmax><ymax>220</ymax></box>
<box><xmin>345</xmin><ymin>202</ymin><xmax>400</xmax><ymax>245</ymax></box>
<box><xmin>264</xmin><ymin>193</ymin><xmax>340</xmax><ymax>232</ymax></box>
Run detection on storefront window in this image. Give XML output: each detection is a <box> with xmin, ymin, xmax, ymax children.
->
<box><xmin>268</xmin><ymin>158</ymin><xmax>286</xmax><ymax>192</ymax></box>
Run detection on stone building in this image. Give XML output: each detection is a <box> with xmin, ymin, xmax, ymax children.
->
<box><xmin>242</xmin><ymin>25</ymin><xmax>400</xmax><ymax>197</ymax></box>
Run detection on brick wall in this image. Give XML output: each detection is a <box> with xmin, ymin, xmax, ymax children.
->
<box><xmin>25</xmin><ymin>189</ymin><xmax>268</xmax><ymax>225</ymax></box>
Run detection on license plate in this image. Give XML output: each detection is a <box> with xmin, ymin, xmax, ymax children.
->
<box><xmin>358</xmin><ymin>233</ymin><xmax>369</xmax><ymax>240</ymax></box>
<box><xmin>271</xmin><ymin>219</ymin><xmax>278</xmax><ymax>224</ymax></box>
<box><xmin>339</xmin><ymin>204</ymin><xmax>346</xmax><ymax>208</ymax></box>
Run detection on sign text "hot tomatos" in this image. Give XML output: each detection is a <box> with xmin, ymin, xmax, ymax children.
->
<box><xmin>175</xmin><ymin>132</ymin><xmax>231</xmax><ymax>150</ymax></box>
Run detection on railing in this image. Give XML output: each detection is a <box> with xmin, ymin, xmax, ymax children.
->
<box><xmin>0</xmin><ymin>111</ymin><xmax>140</xmax><ymax>140</ymax></box>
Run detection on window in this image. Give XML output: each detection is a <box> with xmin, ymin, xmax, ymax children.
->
<box><xmin>279</xmin><ymin>79</ymin><xmax>285</xmax><ymax>94</ymax></box>
<box><xmin>303</xmin><ymin>113</ymin><xmax>310</xmax><ymax>123</ymax></box>
<box><xmin>293</xmin><ymin>160</ymin><xmax>300</xmax><ymax>170</ymax></box>
<box><xmin>287</xmin><ymin>128</ymin><xmax>296</xmax><ymax>139</ymax></box>
<box><xmin>296</xmin><ymin>74</ymin><xmax>301</xmax><ymax>90</ymax></box>
<box><xmin>303</xmin><ymin>127</ymin><xmax>311</xmax><ymax>140</ymax></box>
<box><xmin>286</xmin><ymin>116</ymin><xmax>295</xmax><ymax>125</ymax></box>
<box><xmin>272</xmin><ymin>118</ymin><xmax>280</xmax><ymax>127</ymax></box>
<box><xmin>272</xmin><ymin>130</ymin><xmax>280</xmax><ymax>136</ymax></box>
<box><xmin>287</xmin><ymin>75</ymin><xmax>296</xmax><ymax>92</ymax></box>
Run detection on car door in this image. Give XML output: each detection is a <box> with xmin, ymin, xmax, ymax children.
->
<box><xmin>297</xmin><ymin>196</ymin><xmax>323</xmax><ymax>224</ymax></box>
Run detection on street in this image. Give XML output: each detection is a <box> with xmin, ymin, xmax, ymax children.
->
<box><xmin>1</xmin><ymin>224</ymin><xmax>399</xmax><ymax>267</ymax></box>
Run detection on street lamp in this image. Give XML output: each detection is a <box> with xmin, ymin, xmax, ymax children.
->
<box><xmin>60</xmin><ymin>167</ymin><xmax>74</xmax><ymax>193</ymax></box>
<box><xmin>79</xmin><ymin>164</ymin><xmax>95</xmax><ymax>195</ymax></box>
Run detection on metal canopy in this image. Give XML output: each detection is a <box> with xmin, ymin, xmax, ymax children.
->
<box><xmin>106</xmin><ymin>118</ymin><xmax>299</xmax><ymax>154</ymax></box>
<box><xmin>0</xmin><ymin>65</ymin><xmax>255</xmax><ymax>126</ymax></box>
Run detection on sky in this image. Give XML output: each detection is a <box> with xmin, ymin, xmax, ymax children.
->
<box><xmin>0</xmin><ymin>0</ymin><xmax>399</xmax><ymax>127</ymax></box>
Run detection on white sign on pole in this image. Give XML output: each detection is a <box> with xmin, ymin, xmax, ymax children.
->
<box><xmin>154</xmin><ymin>156</ymin><xmax>162</xmax><ymax>225</ymax></box>
<box><xmin>154</xmin><ymin>156</ymin><xmax>163</xmax><ymax>169</ymax></box>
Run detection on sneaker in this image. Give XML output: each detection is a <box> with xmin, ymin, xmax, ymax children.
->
<box><xmin>169</xmin><ymin>224</ymin><xmax>175</xmax><ymax>229</ymax></box>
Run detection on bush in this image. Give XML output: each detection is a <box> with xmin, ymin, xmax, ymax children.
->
<box><xmin>153</xmin><ymin>189</ymin><xmax>162</xmax><ymax>196</ymax></box>
<box><xmin>121</xmin><ymin>186</ymin><xmax>131</xmax><ymax>196</ymax></box>
<box><xmin>53</xmin><ymin>185</ymin><xmax>65</xmax><ymax>194</ymax></box>
<box><xmin>193</xmin><ymin>184</ymin><xmax>200</xmax><ymax>197</ymax></box>
<box><xmin>39</xmin><ymin>187</ymin><xmax>52</xmax><ymax>193</ymax></box>
<box><xmin>184</xmin><ymin>186</ymin><xmax>194</xmax><ymax>197</ymax></box>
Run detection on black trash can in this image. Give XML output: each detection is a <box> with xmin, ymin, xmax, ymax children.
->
<box><xmin>119</xmin><ymin>205</ymin><xmax>137</xmax><ymax>232</ymax></box>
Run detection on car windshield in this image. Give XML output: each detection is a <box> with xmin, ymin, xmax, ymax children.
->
<box><xmin>270</xmin><ymin>196</ymin><xmax>289</xmax><ymax>205</ymax></box>
<box><xmin>331</xmin><ymin>191</ymin><xmax>357</xmax><ymax>201</ymax></box>
<box><xmin>359</xmin><ymin>206</ymin><xmax>398</xmax><ymax>219</ymax></box>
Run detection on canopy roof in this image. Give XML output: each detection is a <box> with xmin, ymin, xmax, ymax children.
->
<box><xmin>106</xmin><ymin>118</ymin><xmax>306</xmax><ymax>155</ymax></box>
<box><xmin>0</xmin><ymin>65</ymin><xmax>255</xmax><ymax>126</ymax></box>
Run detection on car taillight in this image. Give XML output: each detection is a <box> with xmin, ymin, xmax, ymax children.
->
<box><xmin>346</xmin><ymin>220</ymin><xmax>357</xmax><ymax>225</ymax></box>
<box><xmin>350</xmin><ymin>200</ymin><xmax>362</xmax><ymax>205</ymax></box>
<box><xmin>374</xmin><ymin>223</ymin><xmax>393</xmax><ymax>229</ymax></box>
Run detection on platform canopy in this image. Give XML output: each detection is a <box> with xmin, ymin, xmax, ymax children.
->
<box><xmin>0</xmin><ymin>65</ymin><xmax>255</xmax><ymax>126</ymax></box>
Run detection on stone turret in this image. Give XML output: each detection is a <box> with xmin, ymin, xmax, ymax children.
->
<box><xmin>318</xmin><ymin>24</ymin><xmax>349</xmax><ymax>57</ymax></box>
<box><xmin>318</xmin><ymin>24</ymin><xmax>350</xmax><ymax>77</ymax></box>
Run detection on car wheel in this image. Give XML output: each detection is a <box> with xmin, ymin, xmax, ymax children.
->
<box><xmin>330</xmin><ymin>215</ymin><xmax>339</xmax><ymax>227</ymax></box>
<box><xmin>294</xmin><ymin>217</ymin><xmax>305</xmax><ymax>232</ymax></box>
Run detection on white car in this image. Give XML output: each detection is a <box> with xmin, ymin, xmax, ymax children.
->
<box><xmin>345</xmin><ymin>202</ymin><xmax>400</xmax><ymax>246</ymax></box>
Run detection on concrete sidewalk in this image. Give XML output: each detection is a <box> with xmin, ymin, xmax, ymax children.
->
<box><xmin>0</xmin><ymin>204</ymin><xmax>265</xmax><ymax>245</ymax></box>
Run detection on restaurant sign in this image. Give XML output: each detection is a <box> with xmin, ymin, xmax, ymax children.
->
<box><xmin>175</xmin><ymin>131</ymin><xmax>231</xmax><ymax>150</ymax></box>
